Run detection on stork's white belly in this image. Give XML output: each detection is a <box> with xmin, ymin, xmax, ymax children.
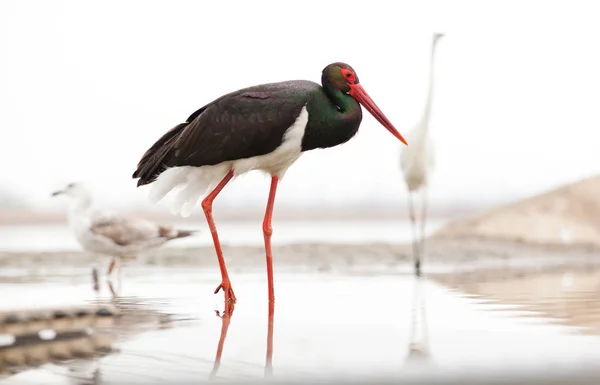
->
<box><xmin>148</xmin><ymin>106</ymin><xmax>309</xmax><ymax>217</ymax></box>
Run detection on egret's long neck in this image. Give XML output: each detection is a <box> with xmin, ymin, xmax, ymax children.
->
<box><xmin>420</xmin><ymin>36</ymin><xmax>442</xmax><ymax>129</ymax></box>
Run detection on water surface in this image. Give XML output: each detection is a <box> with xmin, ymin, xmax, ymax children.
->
<box><xmin>1</xmin><ymin>267</ymin><xmax>600</xmax><ymax>384</ymax></box>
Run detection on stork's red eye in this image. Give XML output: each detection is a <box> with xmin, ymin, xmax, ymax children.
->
<box><xmin>340</xmin><ymin>68</ymin><xmax>356</xmax><ymax>83</ymax></box>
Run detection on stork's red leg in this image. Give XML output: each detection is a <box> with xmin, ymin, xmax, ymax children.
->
<box><xmin>262</xmin><ymin>176</ymin><xmax>279</xmax><ymax>303</ymax></box>
<box><xmin>202</xmin><ymin>170</ymin><xmax>236</xmax><ymax>303</ymax></box>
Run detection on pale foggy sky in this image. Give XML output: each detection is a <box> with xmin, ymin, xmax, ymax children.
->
<box><xmin>1</xmin><ymin>0</ymin><xmax>599</xmax><ymax>212</ymax></box>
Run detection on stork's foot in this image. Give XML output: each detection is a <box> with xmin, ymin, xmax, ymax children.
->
<box><xmin>214</xmin><ymin>281</ymin><xmax>236</xmax><ymax>304</ymax></box>
<box><xmin>214</xmin><ymin>302</ymin><xmax>235</xmax><ymax>319</ymax></box>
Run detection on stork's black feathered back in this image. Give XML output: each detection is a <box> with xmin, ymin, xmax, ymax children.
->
<box><xmin>132</xmin><ymin>80</ymin><xmax>320</xmax><ymax>187</ymax></box>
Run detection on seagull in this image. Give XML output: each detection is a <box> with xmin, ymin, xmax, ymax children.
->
<box><xmin>51</xmin><ymin>182</ymin><xmax>197</xmax><ymax>281</ymax></box>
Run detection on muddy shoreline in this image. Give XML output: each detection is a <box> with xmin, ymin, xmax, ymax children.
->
<box><xmin>2</xmin><ymin>238</ymin><xmax>599</xmax><ymax>279</ymax></box>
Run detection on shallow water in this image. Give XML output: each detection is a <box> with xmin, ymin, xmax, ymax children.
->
<box><xmin>441</xmin><ymin>267</ymin><xmax>600</xmax><ymax>335</ymax></box>
<box><xmin>1</xmin><ymin>267</ymin><xmax>600</xmax><ymax>384</ymax></box>
<box><xmin>0</xmin><ymin>219</ymin><xmax>447</xmax><ymax>252</ymax></box>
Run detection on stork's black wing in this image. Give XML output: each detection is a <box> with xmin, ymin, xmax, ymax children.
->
<box><xmin>132</xmin><ymin>80</ymin><xmax>319</xmax><ymax>186</ymax></box>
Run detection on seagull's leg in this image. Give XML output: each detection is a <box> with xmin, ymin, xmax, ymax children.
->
<box><xmin>117</xmin><ymin>258</ymin><xmax>123</xmax><ymax>293</ymax></box>
<box><xmin>202</xmin><ymin>170</ymin><xmax>236</xmax><ymax>304</ymax></box>
<box><xmin>210</xmin><ymin>302</ymin><xmax>235</xmax><ymax>380</ymax></box>
<box><xmin>262</xmin><ymin>176</ymin><xmax>279</xmax><ymax>304</ymax></box>
<box><xmin>107</xmin><ymin>258</ymin><xmax>117</xmax><ymax>278</ymax></box>
<box><xmin>407</xmin><ymin>191</ymin><xmax>421</xmax><ymax>277</ymax></box>
<box><xmin>107</xmin><ymin>280</ymin><xmax>118</xmax><ymax>298</ymax></box>
<box><xmin>91</xmin><ymin>267</ymin><xmax>100</xmax><ymax>293</ymax></box>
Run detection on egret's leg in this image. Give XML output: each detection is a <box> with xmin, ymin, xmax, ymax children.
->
<box><xmin>407</xmin><ymin>191</ymin><xmax>421</xmax><ymax>277</ymax></box>
<box><xmin>418</xmin><ymin>187</ymin><xmax>429</xmax><ymax>269</ymax></box>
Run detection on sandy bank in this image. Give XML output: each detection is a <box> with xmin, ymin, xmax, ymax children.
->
<box><xmin>433</xmin><ymin>175</ymin><xmax>600</xmax><ymax>247</ymax></box>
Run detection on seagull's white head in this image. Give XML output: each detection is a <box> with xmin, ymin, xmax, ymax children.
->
<box><xmin>51</xmin><ymin>182</ymin><xmax>93</xmax><ymax>211</ymax></box>
<box><xmin>51</xmin><ymin>182</ymin><xmax>91</xmax><ymax>200</ymax></box>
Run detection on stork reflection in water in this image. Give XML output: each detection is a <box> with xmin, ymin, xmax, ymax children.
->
<box><xmin>210</xmin><ymin>303</ymin><xmax>275</xmax><ymax>379</ymax></box>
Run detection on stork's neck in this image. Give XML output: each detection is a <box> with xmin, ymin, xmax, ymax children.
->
<box><xmin>301</xmin><ymin>81</ymin><xmax>363</xmax><ymax>151</ymax></box>
<box><xmin>420</xmin><ymin>36</ymin><xmax>442</xmax><ymax>128</ymax></box>
<box><xmin>322</xmin><ymin>80</ymin><xmax>358</xmax><ymax>114</ymax></box>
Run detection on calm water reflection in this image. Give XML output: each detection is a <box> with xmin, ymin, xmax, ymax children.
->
<box><xmin>437</xmin><ymin>266</ymin><xmax>600</xmax><ymax>335</ymax></box>
<box><xmin>1</xmin><ymin>268</ymin><xmax>600</xmax><ymax>384</ymax></box>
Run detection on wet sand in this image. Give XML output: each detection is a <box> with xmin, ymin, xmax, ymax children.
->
<box><xmin>2</xmin><ymin>237</ymin><xmax>599</xmax><ymax>275</ymax></box>
<box><xmin>2</xmin><ymin>231</ymin><xmax>600</xmax><ymax>383</ymax></box>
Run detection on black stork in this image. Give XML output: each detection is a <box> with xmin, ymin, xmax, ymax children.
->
<box><xmin>132</xmin><ymin>62</ymin><xmax>408</xmax><ymax>305</ymax></box>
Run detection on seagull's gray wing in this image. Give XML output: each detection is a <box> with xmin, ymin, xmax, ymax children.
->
<box><xmin>89</xmin><ymin>211</ymin><xmax>163</xmax><ymax>247</ymax></box>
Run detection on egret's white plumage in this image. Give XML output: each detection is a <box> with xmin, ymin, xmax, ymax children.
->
<box><xmin>52</xmin><ymin>182</ymin><xmax>197</xmax><ymax>279</ymax></box>
<box><xmin>148</xmin><ymin>106</ymin><xmax>309</xmax><ymax>217</ymax></box>
<box><xmin>400</xmin><ymin>32</ymin><xmax>444</xmax><ymax>276</ymax></box>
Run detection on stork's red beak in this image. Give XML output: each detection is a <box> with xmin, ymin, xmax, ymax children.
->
<box><xmin>349</xmin><ymin>83</ymin><xmax>408</xmax><ymax>146</ymax></box>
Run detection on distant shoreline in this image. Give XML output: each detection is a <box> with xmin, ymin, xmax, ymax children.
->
<box><xmin>2</xmin><ymin>238</ymin><xmax>599</xmax><ymax>274</ymax></box>
<box><xmin>0</xmin><ymin>204</ymin><xmax>483</xmax><ymax>226</ymax></box>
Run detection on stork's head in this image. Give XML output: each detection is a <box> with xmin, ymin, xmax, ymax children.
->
<box><xmin>321</xmin><ymin>62</ymin><xmax>408</xmax><ymax>146</ymax></box>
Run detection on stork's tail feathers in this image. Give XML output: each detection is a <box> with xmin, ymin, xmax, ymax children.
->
<box><xmin>133</xmin><ymin>106</ymin><xmax>209</xmax><ymax>187</ymax></box>
<box><xmin>132</xmin><ymin>122</ymin><xmax>189</xmax><ymax>187</ymax></box>
<box><xmin>132</xmin><ymin>105</ymin><xmax>224</xmax><ymax>217</ymax></box>
<box><xmin>148</xmin><ymin>164</ymin><xmax>232</xmax><ymax>218</ymax></box>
